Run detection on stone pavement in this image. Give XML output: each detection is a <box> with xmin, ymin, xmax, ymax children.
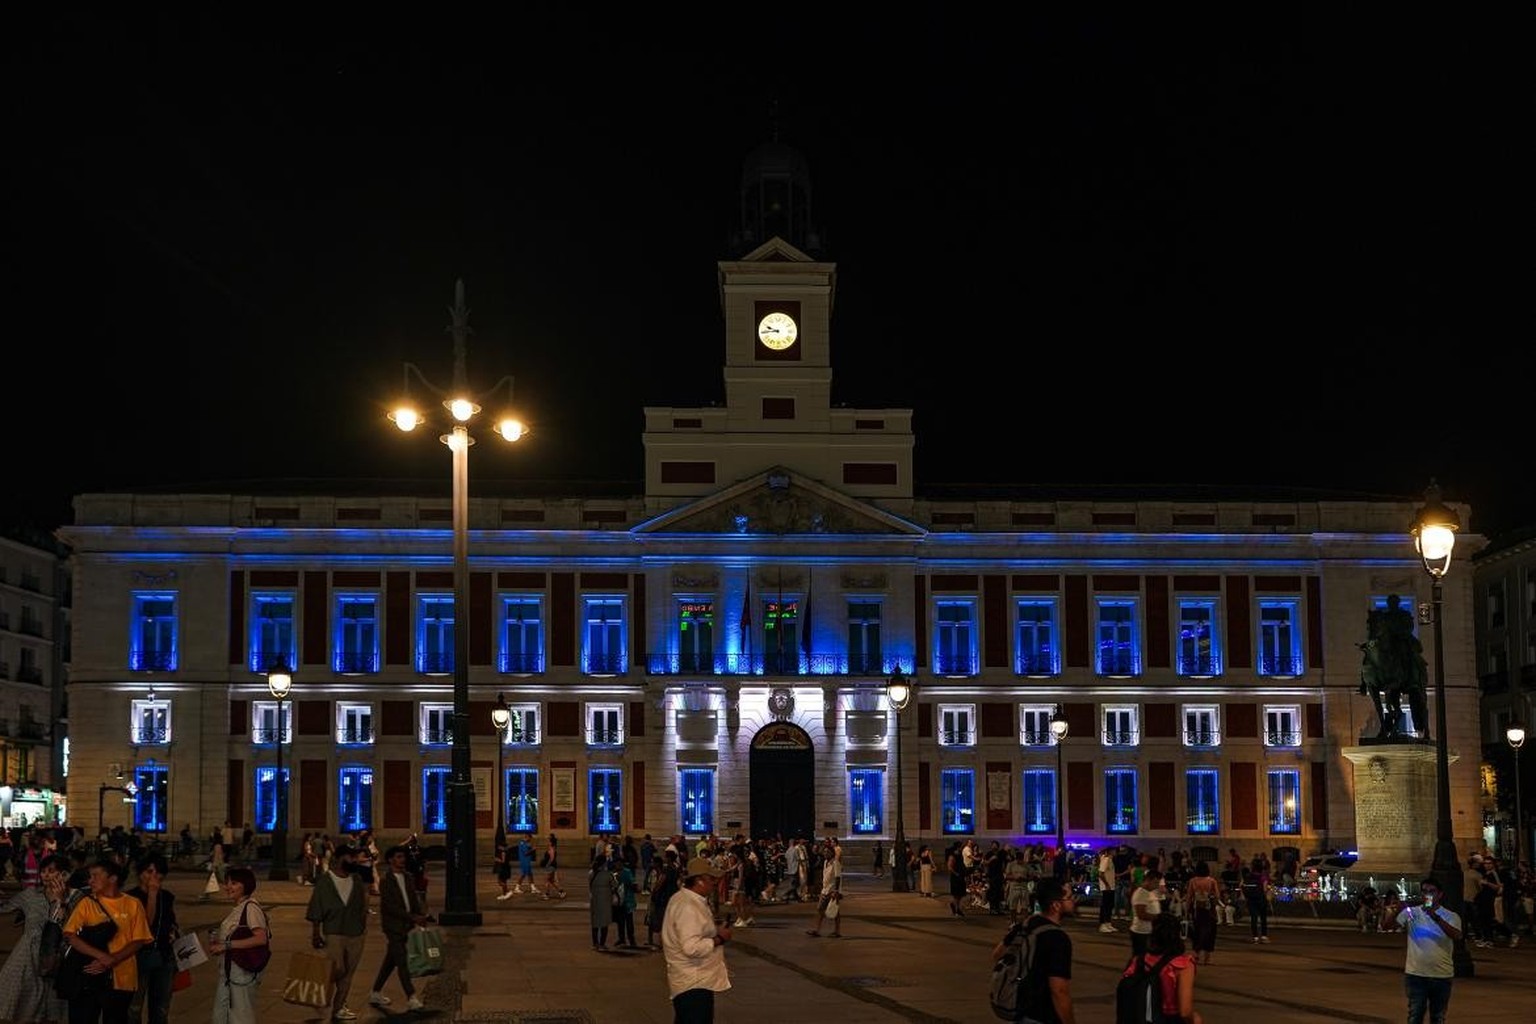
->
<box><xmin>3</xmin><ymin>865</ymin><xmax>1534</xmax><ymax>1022</ymax></box>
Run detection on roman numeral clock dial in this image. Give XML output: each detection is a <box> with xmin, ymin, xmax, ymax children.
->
<box><xmin>757</xmin><ymin>311</ymin><xmax>798</xmax><ymax>351</ymax></box>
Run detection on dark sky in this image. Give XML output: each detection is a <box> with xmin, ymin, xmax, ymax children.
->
<box><xmin>5</xmin><ymin>15</ymin><xmax>1531</xmax><ymax>538</ymax></box>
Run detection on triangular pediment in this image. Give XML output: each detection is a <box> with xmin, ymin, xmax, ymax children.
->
<box><xmin>636</xmin><ymin>468</ymin><xmax>923</xmax><ymax>536</ymax></box>
<box><xmin>738</xmin><ymin>236</ymin><xmax>815</xmax><ymax>263</ymax></box>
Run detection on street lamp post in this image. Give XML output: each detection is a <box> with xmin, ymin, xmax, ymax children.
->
<box><xmin>266</xmin><ymin>661</ymin><xmax>292</xmax><ymax>881</ymax></box>
<box><xmin>1508</xmin><ymin>723</ymin><xmax>1526</xmax><ymax>866</ymax></box>
<box><xmin>887</xmin><ymin>671</ymin><xmax>913</xmax><ymax>893</ymax></box>
<box><xmin>492</xmin><ymin>693</ymin><xmax>511</xmax><ymax>844</ymax></box>
<box><xmin>1411</xmin><ymin>479</ymin><xmax>1472</xmax><ymax>977</ymax></box>
<box><xmin>390</xmin><ymin>280</ymin><xmax>527</xmax><ymax>926</ymax></box>
<box><xmin>1050</xmin><ymin>706</ymin><xmax>1070</xmax><ymax>871</ymax></box>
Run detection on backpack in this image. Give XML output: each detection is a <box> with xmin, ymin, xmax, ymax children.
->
<box><xmin>1114</xmin><ymin>953</ymin><xmax>1177</xmax><ymax>1024</ymax></box>
<box><xmin>989</xmin><ymin>918</ymin><xmax>1060</xmax><ymax>1020</ymax></box>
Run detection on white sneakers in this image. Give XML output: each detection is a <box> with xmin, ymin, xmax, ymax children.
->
<box><xmin>368</xmin><ymin>992</ymin><xmax>392</xmax><ymax>1007</ymax></box>
<box><xmin>333</xmin><ymin>1010</ymin><xmax>359</xmax><ymax>1021</ymax></box>
<box><xmin>496</xmin><ymin>891</ymin><xmax>513</xmax><ymax>900</ymax></box>
<box><xmin>407</xmin><ymin>996</ymin><xmax>425</xmax><ymax>1011</ymax></box>
<box><xmin>1099</xmin><ymin>923</ymin><xmax>1117</xmax><ymax>933</ymax></box>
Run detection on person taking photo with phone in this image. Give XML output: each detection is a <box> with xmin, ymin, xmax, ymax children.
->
<box><xmin>1395</xmin><ymin>878</ymin><xmax>1462</xmax><ymax>1024</ymax></box>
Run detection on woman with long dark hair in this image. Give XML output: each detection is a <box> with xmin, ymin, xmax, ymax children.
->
<box><xmin>1120</xmin><ymin>912</ymin><xmax>1203</xmax><ymax>1024</ymax></box>
<box><xmin>1184</xmin><ymin>860</ymin><xmax>1223</xmax><ymax>966</ymax></box>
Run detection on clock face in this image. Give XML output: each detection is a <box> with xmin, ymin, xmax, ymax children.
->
<box><xmin>757</xmin><ymin>311</ymin><xmax>798</xmax><ymax>351</ymax></box>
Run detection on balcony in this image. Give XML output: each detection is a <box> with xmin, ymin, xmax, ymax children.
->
<box><xmin>422</xmin><ymin>728</ymin><xmax>453</xmax><ymax>745</ymax></box>
<box><xmin>584</xmin><ymin>653</ymin><xmax>627</xmax><ymax>676</ymax></box>
<box><xmin>1014</xmin><ymin>653</ymin><xmax>1058</xmax><ymax>677</ymax></box>
<box><xmin>645</xmin><ymin>652</ymin><xmax>892</xmax><ymax>676</ymax></box>
<box><xmin>418</xmin><ymin>653</ymin><xmax>454</xmax><ymax>676</ymax></box>
<box><xmin>1258</xmin><ymin>653</ymin><xmax>1303</xmax><ymax>678</ymax></box>
<box><xmin>1183</xmin><ymin>729</ymin><xmax>1221</xmax><ymax>747</ymax></box>
<box><xmin>131</xmin><ymin>726</ymin><xmax>170</xmax><ymax>745</ymax></box>
<box><xmin>1266</xmin><ymin>730</ymin><xmax>1302</xmax><ymax>747</ymax></box>
<box><xmin>498</xmin><ymin>651</ymin><xmax>544</xmax><ymax>674</ymax></box>
<box><xmin>251</xmin><ymin>728</ymin><xmax>288</xmax><ymax>745</ymax></box>
<box><xmin>335</xmin><ymin>652</ymin><xmax>379</xmax><ymax>675</ymax></box>
<box><xmin>1177</xmin><ymin>654</ymin><xmax>1221</xmax><ymax>677</ymax></box>
<box><xmin>129</xmin><ymin>649</ymin><xmax>176</xmax><ymax>672</ymax></box>
<box><xmin>1102</xmin><ymin>728</ymin><xmax>1140</xmax><ymax>747</ymax></box>
<box><xmin>586</xmin><ymin>727</ymin><xmax>622</xmax><ymax>747</ymax></box>
<box><xmin>1096</xmin><ymin>651</ymin><xmax>1137</xmax><ymax>677</ymax></box>
<box><xmin>1022</xmin><ymin>729</ymin><xmax>1055</xmax><ymax>747</ymax></box>
<box><xmin>337</xmin><ymin>728</ymin><xmax>374</xmax><ymax>745</ymax></box>
<box><xmin>934</xmin><ymin>653</ymin><xmax>975</xmax><ymax>677</ymax></box>
<box><xmin>938</xmin><ymin>729</ymin><xmax>975</xmax><ymax>746</ymax></box>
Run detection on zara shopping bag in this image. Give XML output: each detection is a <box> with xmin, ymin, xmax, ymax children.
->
<box><xmin>281</xmin><ymin>950</ymin><xmax>336</xmax><ymax>1009</ymax></box>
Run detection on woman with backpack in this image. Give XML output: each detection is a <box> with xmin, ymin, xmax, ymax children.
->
<box><xmin>1119</xmin><ymin>911</ymin><xmax>1202</xmax><ymax>1024</ymax></box>
<box><xmin>1184</xmin><ymin>861</ymin><xmax>1223</xmax><ymax>966</ymax></box>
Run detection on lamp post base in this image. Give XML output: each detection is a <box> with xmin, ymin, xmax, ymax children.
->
<box><xmin>267</xmin><ymin>825</ymin><xmax>290</xmax><ymax>882</ymax></box>
<box><xmin>1430</xmin><ymin>838</ymin><xmax>1474</xmax><ymax>978</ymax></box>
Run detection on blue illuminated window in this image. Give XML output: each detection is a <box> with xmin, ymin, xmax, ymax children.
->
<box><xmin>500</xmin><ymin>596</ymin><xmax>544</xmax><ymax>674</ymax></box>
<box><xmin>940</xmin><ymin>767</ymin><xmax>975</xmax><ymax>834</ymax></box>
<box><xmin>254</xmin><ymin>765</ymin><xmax>290</xmax><ymax>832</ymax></box>
<box><xmin>680</xmin><ymin>767</ymin><xmax>715</xmax><ymax>835</ymax></box>
<box><xmin>339</xmin><ymin>766</ymin><xmax>373</xmax><ymax>832</ymax></box>
<box><xmin>129</xmin><ymin>592</ymin><xmax>177</xmax><ymax>672</ymax></box>
<box><xmin>1186</xmin><ymin>768</ymin><xmax>1219</xmax><ymax>834</ymax></box>
<box><xmin>678</xmin><ymin>600</ymin><xmax>714</xmax><ymax>674</ymax></box>
<box><xmin>1104</xmin><ymin>767</ymin><xmax>1138</xmax><ymax>834</ymax></box>
<box><xmin>934</xmin><ymin>600</ymin><xmax>976</xmax><ymax>676</ymax></box>
<box><xmin>849</xmin><ymin>768</ymin><xmax>884</xmax><ymax>835</ymax></box>
<box><xmin>335</xmin><ymin>594</ymin><xmax>379</xmax><ymax>674</ymax></box>
<box><xmin>1015</xmin><ymin>600</ymin><xmax>1059</xmax><ymax>676</ymax></box>
<box><xmin>1022</xmin><ymin>768</ymin><xmax>1057</xmax><ymax>835</ymax></box>
<box><xmin>847</xmin><ymin>601</ymin><xmax>883</xmax><ymax>675</ymax></box>
<box><xmin>133</xmin><ymin>763</ymin><xmax>169</xmax><ymax>833</ymax></box>
<box><xmin>422</xmin><ymin>765</ymin><xmax>450</xmax><ymax>832</ymax></box>
<box><xmin>249</xmin><ymin>592</ymin><xmax>295</xmax><ymax>673</ymax></box>
<box><xmin>583</xmin><ymin>597</ymin><xmax>626</xmax><ymax>675</ymax></box>
<box><xmin>763</xmin><ymin>598</ymin><xmax>800</xmax><ymax>674</ymax></box>
<box><xmin>1176</xmin><ymin>599</ymin><xmax>1221</xmax><ymax>676</ymax></box>
<box><xmin>507</xmin><ymin>766</ymin><xmax>539</xmax><ymax>832</ymax></box>
<box><xmin>589</xmin><ymin>767</ymin><xmax>623</xmax><ymax>833</ymax></box>
<box><xmin>1095</xmin><ymin>599</ymin><xmax>1140</xmax><ymax>676</ymax></box>
<box><xmin>1258</xmin><ymin>600</ymin><xmax>1301</xmax><ymax>676</ymax></box>
<box><xmin>1268</xmin><ymin>769</ymin><xmax>1301</xmax><ymax>834</ymax></box>
<box><xmin>417</xmin><ymin>595</ymin><xmax>455</xmax><ymax>675</ymax></box>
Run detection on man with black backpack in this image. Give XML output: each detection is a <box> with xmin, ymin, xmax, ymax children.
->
<box><xmin>990</xmin><ymin>876</ymin><xmax>1077</xmax><ymax>1023</ymax></box>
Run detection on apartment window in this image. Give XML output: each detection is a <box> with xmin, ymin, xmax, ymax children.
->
<box><xmin>934</xmin><ymin>599</ymin><xmax>976</xmax><ymax>676</ymax></box>
<box><xmin>847</xmin><ymin>600</ymin><xmax>883</xmax><ymax>675</ymax></box>
<box><xmin>1021</xmin><ymin>705</ymin><xmax>1058</xmax><ymax>747</ymax></box>
<box><xmin>504</xmin><ymin>704</ymin><xmax>541</xmax><ymax>746</ymax></box>
<box><xmin>416</xmin><ymin>595</ymin><xmax>455</xmax><ymax>675</ymax></box>
<box><xmin>1264</xmin><ymin>705</ymin><xmax>1301</xmax><ymax>747</ymax></box>
<box><xmin>251</xmin><ymin>701</ymin><xmax>290</xmax><ymax>745</ymax></box>
<box><xmin>583</xmin><ymin>596</ymin><xmax>626</xmax><ymax>675</ymax></box>
<box><xmin>1186</xmin><ymin>768</ymin><xmax>1220</xmax><ymax>835</ymax></box>
<box><xmin>338</xmin><ymin>766</ymin><xmax>373</xmax><ymax>832</ymax></box>
<box><xmin>762</xmin><ymin>597</ymin><xmax>800</xmax><ymax>675</ymax></box>
<box><xmin>129</xmin><ymin>592</ymin><xmax>177</xmax><ymax>672</ymax></box>
<box><xmin>421</xmin><ymin>703</ymin><xmax>454</xmax><ymax>745</ymax></box>
<box><xmin>334</xmin><ymin>594</ymin><xmax>379</xmax><ymax>674</ymax></box>
<box><xmin>1176</xmin><ymin>599</ymin><xmax>1221</xmax><ymax>676</ymax></box>
<box><xmin>1105</xmin><ymin>767</ymin><xmax>1138</xmax><ymax>834</ymax></box>
<box><xmin>1102</xmin><ymin>705</ymin><xmax>1139</xmax><ymax>747</ymax></box>
<box><xmin>1015</xmin><ymin>599</ymin><xmax>1059</xmax><ymax>676</ymax></box>
<box><xmin>1183</xmin><ymin>705</ymin><xmax>1220</xmax><ymax>747</ymax></box>
<box><xmin>249</xmin><ymin>592</ymin><xmax>296</xmax><ymax>673</ymax></box>
<box><xmin>500</xmin><ymin>595</ymin><xmax>544</xmax><ymax>674</ymax></box>
<box><xmin>133</xmin><ymin>763</ymin><xmax>169</xmax><ymax>833</ymax></box>
<box><xmin>1258</xmin><ymin>600</ymin><xmax>1302</xmax><ymax>677</ymax></box>
<box><xmin>589</xmin><ymin>767</ymin><xmax>622</xmax><ymax>833</ymax></box>
<box><xmin>587</xmin><ymin>704</ymin><xmax>623</xmax><ymax>746</ymax></box>
<box><xmin>1022</xmin><ymin>768</ymin><xmax>1057</xmax><ymax>835</ymax></box>
<box><xmin>1526</xmin><ymin>572</ymin><xmax>1536</xmax><ymax>617</ymax></box>
<box><xmin>680</xmin><ymin>767</ymin><xmax>715</xmax><ymax>835</ymax></box>
<box><xmin>130</xmin><ymin>699</ymin><xmax>171</xmax><ymax>745</ymax></box>
<box><xmin>1268</xmin><ymin>768</ymin><xmax>1301</xmax><ymax>834</ymax></box>
<box><xmin>1095</xmin><ymin>599</ymin><xmax>1139</xmax><ymax>676</ymax></box>
<box><xmin>254</xmin><ymin>765</ymin><xmax>290</xmax><ymax>831</ymax></box>
<box><xmin>337</xmin><ymin>703</ymin><xmax>374</xmax><ymax>745</ymax></box>
<box><xmin>507</xmin><ymin>766</ymin><xmax>539</xmax><ymax>832</ymax></box>
<box><xmin>1487</xmin><ymin>583</ymin><xmax>1506</xmax><ymax>630</ymax></box>
<box><xmin>849</xmin><ymin>768</ymin><xmax>884</xmax><ymax>835</ymax></box>
<box><xmin>938</xmin><ymin>704</ymin><xmax>976</xmax><ymax>747</ymax></box>
<box><xmin>422</xmin><ymin>765</ymin><xmax>450</xmax><ymax>832</ymax></box>
<box><xmin>940</xmin><ymin>767</ymin><xmax>975</xmax><ymax>834</ymax></box>
<box><xmin>678</xmin><ymin>600</ymin><xmax>714</xmax><ymax>674</ymax></box>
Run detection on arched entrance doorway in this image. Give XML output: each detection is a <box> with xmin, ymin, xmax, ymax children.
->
<box><xmin>749</xmin><ymin>722</ymin><xmax>815</xmax><ymax>840</ymax></box>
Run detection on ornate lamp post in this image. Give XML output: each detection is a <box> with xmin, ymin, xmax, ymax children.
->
<box><xmin>1410</xmin><ymin>479</ymin><xmax>1471</xmax><ymax>977</ymax></box>
<box><xmin>389</xmin><ymin>280</ymin><xmax>527</xmax><ymax>926</ymax></box>
<box><xmin>492</xmin><ymin>693</ymin><xmax>511</xmax><ymax>843</ymax></box>
<box><xmin>1050</xmin><ymin>705</ymin><xmax>1070</xmax><ymax>870</ymax></box>
<box><xmin>1508</xmin><ymin>723</ymin><xmax>1526</xmax><ymax>866</ymax></box>
<box><xmin>266</xmin><ymin>660</ymin><xmax>293</xmax><ymax>881</ymax></box>
<box><xmin>887</xmin><ymin>671</ymin><xmax>914</xmax><ymax>893</ymax></box>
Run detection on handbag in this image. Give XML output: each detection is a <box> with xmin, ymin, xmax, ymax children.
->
<box><xmin>227</xmin><ymin>900</ymin><xmax>272</xmax><ymax>974</ymax></box>
<box><xmin>53</xmin><ymin>897</ymin><xmax>118</xmax><ymax>1001</ymax></box>
<box><xmin>406</xmin><ymin>926</ymin><xmax>444</xmax><ymax>976</ymax></box>
<box><xmin>281</xmin><ymin>950</ymin><xmax>336</xmax><ymax>1008</ymax></box>
<box><xmin>38</xmin><ymin>918</ymin><xmax>66</xmax><ymax>978</ymax></box>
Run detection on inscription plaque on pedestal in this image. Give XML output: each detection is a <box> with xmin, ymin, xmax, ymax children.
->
<box><xmin>1342</xmin><ymin>744</ymin><xmax>1453</xmax><ymax>877</ymax></box>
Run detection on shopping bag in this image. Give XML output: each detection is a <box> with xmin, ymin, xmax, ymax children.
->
<box><xmin>172</xmin><ymin>969</ymin><xmax>192</xmax><ymax>992</ymax></box>
<box><xmin>172</xmin><ymin>931</ymin><xmax>208</xmax><ymax>971</ymax></box>
<box><xmin>281</xmin><ymin>950</ymin><xmax>336</xmax><ymax>1008</ymax></box>
<box><xmin>203</xmin><ymin>871</ymin><xmax>221</xmax><ymax>895</ymax></box>
<box><xmin>407</xmin><ymin>926</ymin><xmax>444</xmax><ymax>976</ymax></box>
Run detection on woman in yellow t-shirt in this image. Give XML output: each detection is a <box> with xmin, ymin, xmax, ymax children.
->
<box><xmin>63</xmin><ymin>858</ymin><xmax>153</xmax><ymax>1022</ymax></box>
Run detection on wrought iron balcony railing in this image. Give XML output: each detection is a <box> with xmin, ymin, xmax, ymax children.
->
<box><xmin>129</xmin><ymin>649</ymin><xmax>176</xmax><ymax>672</ymax></box>
<box><xmin>1258</xmin><ymin>653</ymin><xmax>1303</xmax><ymax>677</ymax></box>
<box><xmin>1177</xmin><ymin>654</ymin><xmax>1221</xmax><ymax>676</ymax></box>
<box><xmin>1022</xmin><ymin>730</ymin><xmax>1055</xmax><ymax>746</ymax></box>
<box><xmin>251</xmin><ymin>728</ymin><xmax>287</xmax><ymax>744</ymax></box>
<box><xmin>939</xmin><ymin>729</ymin><xmax>975</xmax><ymax>746</ymax></box>
<box><xmin>498</xmin><ymin>652</ymin><xmax>545</xmax><ymax>674</ymax></box>
<box><xmin>131</xmin><ymin>727</ymin><xmax>170</xmax><ymax>745</ymax></box>
<box><xmin>584</xmin><ymin>653</ymin><xmax>627</xmax><ymax>676</ymax></box>
<box><xmin>1102</xmin><ymin>729</ymin><xmax>1140</xmax><ymax>746</ymax></box>
<box><xmin>337</xmin><ymin>728</ymin><xmax>374</xmax><ymax>744</ymax></box>
<box><xmin>1014</xmin><ymin>653</ymin><xmax>1058</xmax><ymax>676</ymax></box>
<box><xmin>1096</xmin><ymin>651</ymin><xmax>1137</xmax><ymax>676</ymax></box>
<box><xmin>422</xmin><ymin>728</ymin><xmax>453</xmax><ymax>745</ymax></box>
<box><xmin>335</xmin><ymin>652</ymin><xmax>379</xmax><ymax>675</ymax></box>
<box><xmin>418</xmin><ymin>653</ymin><xmax>454</xmax><ymax>675</ymax></box>
<box><xmin>505</xmin><ymin>727</ymin><xmax>541</xmax><ymax>745</ymax></box>
<box><xmin>248</xmin><ymin>650</ymin><xmax>296</xmax><ymax>674</ymax></box>
<box><xmin>586</xmin><ymin>728</ymin><xmax>622</xmax><ymax>746</ymax></box>
<box><xmin>644</xmin><ymin>652</ymin><xmax>893</xmax><ymax>676</ymax></box>
<box><xmin>934</xmin><ymin>653</ymin><xmax>976</xmax><ymax>676</ymax></box>
<box><xmin>1183</xmin><ymin>729</ymin><xmax>1221</xmax><ymax>747</ymax></box>
<box><xmin>1266</xmin><ymin>730</ymin><xmax>1302</xmax><ymax>747</ymax></box>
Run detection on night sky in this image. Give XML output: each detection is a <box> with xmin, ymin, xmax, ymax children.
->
<box><xmin>5</xmin><ymin>16</ymin><xmax>1530</xmax><ymax>538</ymax></box>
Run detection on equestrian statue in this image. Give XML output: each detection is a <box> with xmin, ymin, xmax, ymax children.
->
<box><xmin>1358</xmin><ymin>593</ymin><xmax>1430</xmax><ymax>741</ymax></box>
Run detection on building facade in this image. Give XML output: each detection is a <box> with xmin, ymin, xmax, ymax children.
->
<box><xmin>1471</xmin><ymin>525</ymin><xmax>1536</xmax><ymax>857</ymax></box>
<box><xmin>0</xmin><ymin>526</ymin><xmax>68</xmax><ymax>825</ymax></box>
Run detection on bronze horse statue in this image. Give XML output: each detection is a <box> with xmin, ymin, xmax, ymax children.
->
<box><xmin>1358</xmin><ymin>595</ymin><xmax>1429</xmax><ymax>740</ymax></box>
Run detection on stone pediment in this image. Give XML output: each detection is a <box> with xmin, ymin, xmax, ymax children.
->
<box><xmin>637</xmin><ymin>468</ymin><xmax>922</xmax><ymax>536</ymax></box>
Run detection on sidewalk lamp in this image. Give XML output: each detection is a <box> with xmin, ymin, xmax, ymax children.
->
<box><xmin>1050</xmin><ymin>706</ymin><xmax>1070</xmax><ymax>866</ymax></box>
<box><xmin>1410</xmin><ymin>479</ymin><xmax>1471</xmax><ymax>977</ymax></box>
<box><xmin>887</xmin><ymin>671</ymin><xmax>914</xmax><ymax>893</ymax></box>
<box><xmin>492</xmin><ymin>693</ymin><xmax>511</xmax><ymax>843</ymax></box>
<box><xmin>389</xmin><ymin>280</ymin><xmax>527</xmax><ymax>926</ymax></box>
<box><xmin>266</xmin><ymin>660</ymin><xmax>293</xmax><ymax>881</ymax></box>
<box><xmin>1508</xmin><ymin>723</ymin><xmax>1526</xmax><ymax>865</ymax></box>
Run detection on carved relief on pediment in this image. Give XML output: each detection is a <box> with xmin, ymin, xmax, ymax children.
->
<box><xmin>671</xmin><ymin>483</ymin><xmax>886</xmax><ymax>535</ymax></box>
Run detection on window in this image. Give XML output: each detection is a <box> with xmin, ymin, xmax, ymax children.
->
<box><xmin>934</xmin><ymin>600</ymin><xmax>976</xmax><ymax>676</ymax></box>
<box><xmin>422</xmin><ymin>765</ymin><xmax>451</xmax><ymax>832</ymax></box>
<box><xmin>506</xmin><ymin>767</ymin><xmax>539</xmax><ymax>832</ymax></box>
<box><xmin>1487</xmin><ymin>583</ymin><xmax>1506</xmax><ymax>630</ymax></box>
<box><xmin>583</xmin><ymin>596</ymin><xmax>626</xmax><ymax>675</ymax></box>
<box><xmin>129</xmin><ymin>592</ymin><xmax>177</xmax><ymax>672</ymax></box>
<box><xmin>589</xmin><ymin>767</ymin><xmax>622</xmax><ymax>833</ymax></box>
<box><xmin>847</xmin><ymin>600</ymin><xmax>883</xmax><ymax>675</ymax></box>
<box><xmin>1257</xmin><ymin>600</ymin><xmax>1302</xmax><ymax>676</ymax></box>
<box><xmin>421</xmin><ymin>703</ymin><xmax>454</xmax><ymax>745</ymax></box>
<box><xmin>249</xmin><ymin>592</ymin><xmax>296</xmax><ymax>673</ymax></box>
<box><xmin>1183</xmin><ymin>705</ymin><xmax>1220</xmax><ymax>747</ymax></box>
<box><xmin>254</xmin><ymin>765</ymin><xmax>290</xmax><ymax>831</ymax></box>
<box><xmin>677</xmin><ymin>600</ymin><xmax>714</xmax><ymax>674</ymax></box>
<box><xmin>337</xmin><ymin>703</ymin><xmax>373</xmax><ymax>745</ymax></box>
<box><xmin>1020</xmin><ymin>705</ymin><xmax>1059</xmax><ymax>747</ymax></box>
<box><xmin>849</xmin><ymin>768</ymin><xmax>884</xmax><ymax>835</ymax></box>
<box><xmin>1015</xmin><ymin>600</ymin><xmax>1059</xmax><ymax>676</ymax></box>
<box><xmin>1095</xmin><ymin>599</ymin><xmax>1140</xmax><ymax>676</ymax></box>
<box><xmin>680</xmin><ymin>767</ymin><xmax>715</xmax><ymax>835</ymax></box>
<box><xmin>339</xmin><ymin>766</ymin><xmax>373</xmax><ymax>832</ymax></box>
<box><xmin>335</xmin><ymin>594</ymin><xmax>379</xmax><ymax>674</ymax></box>
<box><xmin>251</xmin><ymin>701</ymin><xmax>290</xmax><ymax>745</ymax></box>
<box><xmin>1264</xmin><ymin>705</ymin><xmax>1301</xmax><ymax>747</ymax></box>
<box><xmin>1268</xmin><ymin>768</ymin><xmax>1301</xmax><ymax>834</ymax></box>
<box><xmin>504</xmin><ymin>704</ymin><xmax>541</xmax><ymax>746</ymax></box>
<box><xmin>417</xmin><ymin>595</ymin><xmax>455</xmax><ymax>675</ymax></box>
<box><xmin>130</xmin><ymin>699</ymin><xmax>171</xmax><ymax>745</ymax></box>
<box><xmin>940</xmin><ymin>767</ymin><xmax>975</xmax><ymax>834</ymax></box>
<box><xmin>1186</xmin><ymin>768</ymin><xmax>1219</xmax><ymax>834</ymax></box>
<box><xmin>1022</xmin><ymin>768</ymin><xmax>1057</xmax><ymax>835</ymax></box>
<box><xmin>1105</xmin><ymin>767</ymin><xmax>1138</xmax><ymax>834</ymax></box>
<box><xmin>133</xmin><ymin>763</ymin><xmax>169</xmax><ymax>833</ymax></box>
<box><xmin>1176</xmin><ymin>599</ymin><xmax>1221</xmax><ymax>676</ymax></box>
<box><xmin>1102</xmin><ymin>705</ymin><xmax>1139</xmax><ymax>747</ymax></box>
<box><xmin>500</xmin><ymin>595</ymin><xmax>544</xmax><ymax>674</ymax></box>
<box><xmin>938</xmin><ymin>704</ymin><xmax>975</xmax><ymax>746</ymax></box>
<box><xmin>763</xmin><ymin>597</ymin><xmax>799</xmax><ymax>674</ymax></box>
<box><xmin>586</xmin><ymin>704</ymin><xmax>623</xmax><ymax>746</ymax></box>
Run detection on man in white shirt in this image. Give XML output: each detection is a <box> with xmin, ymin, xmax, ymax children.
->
<box><xmin>1129</xmin><ymin>868</ymin><xmax>1163</xmax><ymax>958</ymax></box>
<box><xmin>661</xmin><ymin>856</ymin><xmax>733</xmax><ymax>1023</ymax></box>
<box><xmin>1096</xmin><ymin>847</ymin><xmax>1118</xmax><ymax>933</ymax></box>
<box><xmin>1396</xmin><ymin>878</ymin><xmax>1462</xmax><ymax>1024</ymax></box>
<box><xmin>783</xmin><ymin>838</ymin><xmax>805</xmax><ymax>902</ymax></box>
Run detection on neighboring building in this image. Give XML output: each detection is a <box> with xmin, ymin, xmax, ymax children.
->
<box><xmin>56</xmin><ymin>142</ymin><xmax>1488</xmax><ymax>860</ymax></box>
<box><xmin>0</xmin><ymin>525</ymin><xmax>69</xmax><ymax>826</ymax></box>
<box><xmin>1471</xmin><ymin>524</ymin><xmax>1536</xmax><ymax>857</ymax></box>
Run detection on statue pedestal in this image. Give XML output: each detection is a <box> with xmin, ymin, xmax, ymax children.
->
<box><xmin>1341</xmin><ymin>743</ymin><xmax>1457</xmax><ymax>878</ymax></box>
